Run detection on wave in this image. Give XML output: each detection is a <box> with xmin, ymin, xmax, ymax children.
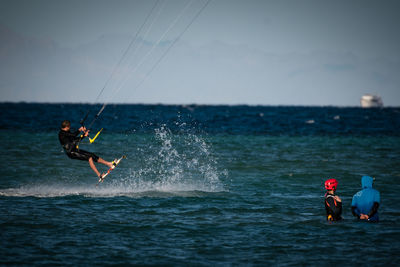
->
<box><xmin>0</xmin><ymin>182</ymin><xmax>226</xmax><ymax>198</ymax></box>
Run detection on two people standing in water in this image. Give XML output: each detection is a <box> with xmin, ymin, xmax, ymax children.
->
<box><xmin>324</xmin><ymin>176</ymin><xmax>380</xmax><ymax>222</ymax></box>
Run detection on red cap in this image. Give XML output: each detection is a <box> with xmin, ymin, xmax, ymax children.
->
<box><xmin>325</xmin><ymin>178</ymin><xmax>338</xmax><ymax>191</ymax></box>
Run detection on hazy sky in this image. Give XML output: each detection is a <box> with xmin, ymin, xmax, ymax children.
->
<box><xmin>1</xmin><ymin>0</ymin><xmax>399</xmax><ymax>106</ymax></box>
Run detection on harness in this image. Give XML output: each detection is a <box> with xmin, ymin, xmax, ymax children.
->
<box><xmin>325</xmin><ymin>194</ymin><xmax>338</xmax><ymax>207</ymax></box>
<box><xmin>325</xmin><ymin>193</ymin><xmax>339</xmax><ymax>221</ymax></box>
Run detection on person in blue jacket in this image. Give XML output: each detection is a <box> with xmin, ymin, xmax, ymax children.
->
<box><xmin>351</xmin><ymin>176</ymin><xmax>380</xmax><ymax>222</ymax></box>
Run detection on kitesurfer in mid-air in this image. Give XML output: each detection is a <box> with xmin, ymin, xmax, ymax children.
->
<box><xmin>324</xmin><ymin>178</ymin><xmax>343</xmax><ymax>221</ymax></box>
<box><xmin>58</xmin><ymin>120</ymin><xmax>114</xmax><ymax>179</ymax></box>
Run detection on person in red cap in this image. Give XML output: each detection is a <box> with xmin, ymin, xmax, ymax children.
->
<box><xmin>324</xmin><ymin>178</ymin><xmax>342</xmax><ymax>221</ymax></box>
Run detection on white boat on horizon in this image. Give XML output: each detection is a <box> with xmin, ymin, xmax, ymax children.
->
<box><xmin>361</xmin><ymin>94</ymin><xmax>383</xmax><ymax>108</ymax></box>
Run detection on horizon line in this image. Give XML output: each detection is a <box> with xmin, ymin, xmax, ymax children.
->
<box><xmin>1</xmin><ymin>101</ymin><xmax>398</xmax><ymax>108</ymax></box>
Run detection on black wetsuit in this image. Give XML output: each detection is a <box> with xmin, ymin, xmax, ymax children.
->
<box><xmin>324</xmin><ymin>193</ymin><xmax>342</xmax><ymax>221</ymax></box>
<box><xmin>58</xmin><ymin>129</ymin><xmax>99</xmax><ymax>162</ymax></box>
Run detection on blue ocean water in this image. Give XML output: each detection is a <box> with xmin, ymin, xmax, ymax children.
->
<box><xmin>1</xmin><ymin>103</ymin><xmax>400</xmax><ymax>265</ymax></box>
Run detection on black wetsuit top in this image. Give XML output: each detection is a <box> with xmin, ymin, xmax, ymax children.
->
<box><xmin>325</xmin><ymin>193</ymin><xmax>342</xmax><ymax>221</ymax></box>
<box><xmin>58</xmin><ymin>129</ymin><xmax>99</xmax><ymax>162</ymax></box>
<box><xmin>58</xmin><ymin>129</ymin><xmax>83</xmax><ymax>152</ymax></box>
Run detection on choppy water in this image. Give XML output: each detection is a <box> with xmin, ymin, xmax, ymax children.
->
<box><xmin>1</xmin><ymin>103</ymin><xmax>399</xmax><ymax>265</ymax></box>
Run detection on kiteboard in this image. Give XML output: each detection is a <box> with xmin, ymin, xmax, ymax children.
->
<box><xmin>97</xmin><ymin>155</ymin><xmax>126</xmax><ymax>184</ymax></box>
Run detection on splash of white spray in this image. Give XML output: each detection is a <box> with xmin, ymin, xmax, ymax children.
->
<box><xmin>118</xmin><ymin>125</ymin><xmax>226</xmax><ymax>193</ymax></box>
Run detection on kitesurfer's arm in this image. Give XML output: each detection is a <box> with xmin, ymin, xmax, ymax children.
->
<box><xmin>351</xmin><ymin>206</ymin><xmax>360</xmax><ymax>219</ymax></box>
<box><xmin>365</xmin><ymin>202</ymin><xmax>379</xmax><ymax>220</ymax></box>
<box><xmin>365</xmin><ymin>190</ymin><xmax>381</xmax><ymax>220</ymax></box>
<box><xmin>333</xmin><ymin>195</ymin><xmax>341</xmax><ymax>202</ymax></box>
<box><xmin>351</xmin><ymin>195</ymin><xmax>361</xmax><ymax>218</ymax></box>
<box><xmin>60</xmin><ymin>127</ymin><xmax>88</xmax><ymax>149</ymax></box>
<box><xmin>62</xmin><ymin>128</ymin><xmax>83</xmax><ymax>139</ymax></box>
<box><xmin>74</xmin><ymin>127</ymin><xmax>89</xmax><ymax>142</ymax></box>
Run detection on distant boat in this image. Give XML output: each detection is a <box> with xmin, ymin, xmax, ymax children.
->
<box><xmin>360</xmin><ymin>94</ymin><xmax>383</xmax><ymax>108</ymax></box>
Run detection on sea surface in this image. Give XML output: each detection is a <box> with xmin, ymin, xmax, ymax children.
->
<box><xmin>1</xmin><ymin>103</ymin><xmax>399</xmax><ymax>266</ymax></box>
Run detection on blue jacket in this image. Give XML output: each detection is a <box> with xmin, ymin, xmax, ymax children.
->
<box><xmin>351</xmin><ymin>176</ymin><xmax>380</xmax><ymax>222</ymax></box>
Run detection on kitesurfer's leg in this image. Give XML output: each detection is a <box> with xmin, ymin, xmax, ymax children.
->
<box><xmin>88</xmin><ymin>157</ymin><xmax>101</xmax><ymax>178</ymax></box>
<box><xmin>98</xmin><ymin>158</ymin><xmax>113</xmax><ymax>168</ymax></box>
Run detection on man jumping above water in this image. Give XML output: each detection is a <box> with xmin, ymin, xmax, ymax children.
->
<box><xmin>58</xmin><ymin>120</ymin><xmax>114</xmax><ymax>179</ymax></box>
